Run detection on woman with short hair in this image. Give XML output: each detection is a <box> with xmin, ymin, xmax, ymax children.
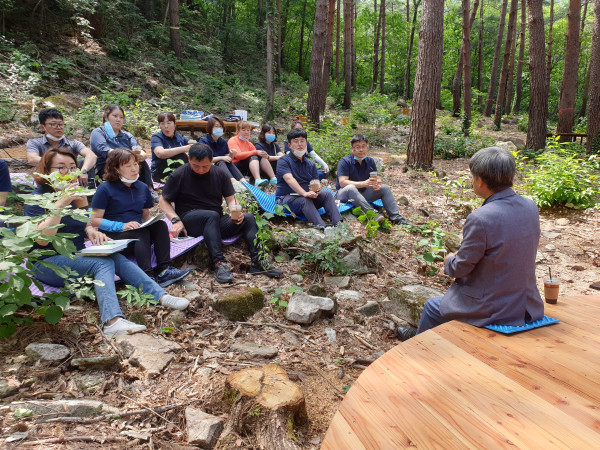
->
<box><xmin>91</xmin><ymin>147</ymin><xmax>191</xmax><ymax>287</ymax></box>
<box><xmin>150</xmin><ymin>112</ymin><xmax>192</xmax><ymax>182</ymax></box>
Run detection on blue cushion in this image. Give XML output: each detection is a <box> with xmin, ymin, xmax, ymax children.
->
<box><xmin>484</xmin><ymin>315</ymin><xmax>560</xmax><ymax>334</ymax></box>
<box><xmin>241</xmin><ymin>181</ymin><xmax>354</xmax><ymax>220</ymax></box>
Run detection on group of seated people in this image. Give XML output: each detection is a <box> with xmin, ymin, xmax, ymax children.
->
<box><xmin>1</xmin><ymin>106</ymin><xmax>548</xmax><ymax>342</ymax></box>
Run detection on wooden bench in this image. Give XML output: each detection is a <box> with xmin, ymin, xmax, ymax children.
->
<box><xmin>176</xmin><ymin>120</ymin><xmax>260</xmax><ymax>139</ymax></box>
<box><xmin>546</xmin><ymin>132</ymin><xmax>587</xmax><ymax>145</ymax></box>
<box><xmin>322</xmin><ymin>295</ymin><xmax>600</xmax><ymax>448</ymax></box>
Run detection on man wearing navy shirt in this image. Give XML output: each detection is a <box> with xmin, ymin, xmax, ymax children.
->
<box><xmin>0</xmin><ymin>158</ymin><xmax>11</xmax><ymax>210</ymax></box>
<box><xmin>276</xmin><ymin>128</ymin><xmax>341</xmax><ymax>229</ymax></box>
<box><xmin>336</xmin><ymin>135</ymin><xmax>409</xmax><ymax>225</ymax></box>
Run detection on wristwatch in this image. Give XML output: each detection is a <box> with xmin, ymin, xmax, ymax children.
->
<box><xmin>171</xmin><ymin>217</ymin><xmax>181</xmax><ymax>224</ymax></box>
<box><xmin>81</xmin><ymin>168</ymin><xmax>88</xmax><ymax>174</ymax></box>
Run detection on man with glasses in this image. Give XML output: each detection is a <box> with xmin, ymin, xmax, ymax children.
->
<box><xmin>27</xmin><ymin>109</ymin><xmax>97</xmax><ymax>186</ymax></box>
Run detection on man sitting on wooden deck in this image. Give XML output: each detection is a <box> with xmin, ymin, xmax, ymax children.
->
<box><xmin>397</xmin><ymin>147</ymin><xmax>545</xmax><ymax>341</ymax></box>
<box><xmin>158</xmin><ymin>144</ymin><xmax>282</xmax><ymax>284</ymax></box>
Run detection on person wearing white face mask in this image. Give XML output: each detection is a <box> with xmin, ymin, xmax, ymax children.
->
<box><xmin>91</xmin><ymin>148</ymin><xmax>192</xmax><ymax>289</ymax></box>
<box><xmin>255</xmin><ymin>124</ymin><xmax>284</xmax><ymax>185</ymax></box>
<box><xmin>199</xmin><ymin>116</ymin><xmax>245</xmax><ymax>192</ymax></box>
<box><xmin>275</xmin><ymin>128</ymin><xmax>342</xmax><ymax>229</ymax></box>
<box><xmin>27</xmin><ymin>109</ymin><xmax>97</xmax><ymax>187</ymax></box>
<box><xmin>229</xmin><ymin>121</ymin><xmax>275</xmax><ymax>187</ymax></box>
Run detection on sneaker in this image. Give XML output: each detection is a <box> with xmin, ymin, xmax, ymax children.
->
<box><xmin>269</xmin><ymin>177</ymin><xmax>277</xmax><ymax>185</ymax></box>
<box><xmin>157</xmin><ymin>266</ymin><xmax>192</xmax><ymax>288</ymax></box>
<box><xmin>254</xmin><ymin>178</ymin><xmax>269</xmax><ymax>187</ymax></box>
<box><xmin>103</xmin><ymin>318</ymin><xmax>147</xmax><ymax>338</ymax></box>
<box><xmin>396</xmin><ymin>326</ymin><xmax>417</xmax><ymax>342</ymax></box>
<box><xmin>160</xmin><ymin>294</ymin><xmax>189</xmax><ymax>310</ymax></box>
<box><xmin>375</xmin><ymin>214</ymin><xmax>385</xmax><ymax>223</ymax></box>
<box><xmin>249</xmin><ymin>259</ymin><xmax>283</xmax><ymax>278</ymax></box>
<box><xmin>390</xmin><ymin>215</ymin><xmax>412</xmax><ymax>226</ymax></box>
<box><xmin>215</xmin><ymin>261</ymin><xmax>234</xmax><ymax>283</ymax></box>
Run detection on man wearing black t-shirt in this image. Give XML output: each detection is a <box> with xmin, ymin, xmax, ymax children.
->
<box><xmin>159</xmin><ymin>144</ymin><xmax>282</xmax><ymax>283</ymax></box>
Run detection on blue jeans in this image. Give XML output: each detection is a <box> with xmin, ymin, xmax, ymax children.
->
<box><xmin>33</xmin><ymin>253</ymin><xmax>166</xmax><ymax>324</ymax></box>
<box><xmin>416</xmin><ymin>296</ymin><xmax>450</xmax><ymax>334</ymax></box>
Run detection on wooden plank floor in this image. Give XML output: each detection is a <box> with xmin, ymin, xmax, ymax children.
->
<box><xmin>322</xmin><ymin>295</ymin><xmax>600</xmax><ymax>449</ymax></box>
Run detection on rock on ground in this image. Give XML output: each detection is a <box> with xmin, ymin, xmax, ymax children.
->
<box><xmin>384</xmin><ymin>284</ymin><xmax>445</xmax><ymax>325</ymax></box>
<box><xmin>185</xmin><ymin>407</ymin><xmax>224</xmax><ymax>448</ymax></box>
<box><xmin>230</xmin><ymin>342</ymin><xmax>278</xmax><ymax>359</ymax></box>
<box><xmin>0</xmin><ymin>379</ymin><xmax>20</xmax><ymax>399</ymax></box>
<box><xmin>286</xmin><ymin>293</ymin><xmax>336</xmax><ymax>324</ymax></box>
<box><xmin>70</xmin><ymin>354</ymin><xmax>120</xmax><ymax>370</ymax></box>
<box><xmin>323</xmin><ymin>276</ymin><xmax>350</xmax><ymax>289</ymax></box>
<box><xmin>116</xmin><ymin>334</ymin><xmax>182</xmax><ymax>376</ymax></box>
<box><xmin>334</xmin><ymin>290</ymin><xmax>361</xmax><ymax>302</ymax></box>
<box><xmin>358</xmin><ymin>301</ymin><xmax>381</xmax><ymax>317</ymax></box>
<box><xmin>212</xmin><ymin>287</ymin><xmax>264</xmax><ymax>321</ymax></box>
<box><xmin>25</xmin><ymin>343</ymin><xmax>70</xmax><ymax>361</ymax></box>
<box><xmin>342</xmin><ymin>247</ymin><xmax>379</xmax><ymax>274</ymax></box>
<box><xmin>10</xmin><ymin>400</ymin><xmax>118</xmax><ymax>418</ymax></box>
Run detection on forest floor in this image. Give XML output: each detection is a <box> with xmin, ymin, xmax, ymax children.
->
<box><xmin>1</xmin><ymin>116</ymin><xmax>599</xmax><ymax>449</ymax></box>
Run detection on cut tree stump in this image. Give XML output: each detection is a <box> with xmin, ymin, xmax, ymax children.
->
<box><xmin>217</xmin><ymin>364</ymin><xmax>307</xmax><ymax>450</ymax></box>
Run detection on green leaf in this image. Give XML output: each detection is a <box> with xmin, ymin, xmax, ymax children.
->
<box><xmin>0</xmin><ymin>304</ymin><xmax>18</xmax><ymax>317</ymax></box>
<box><xmin>44</xmin><ymin>305</ymin><xmax>63</xmax><ymax>325</ymax></box>
<box><xmin>0</xmin><ymin>323</ymin><xmax>17</xmax><ymax>338</ymax></box>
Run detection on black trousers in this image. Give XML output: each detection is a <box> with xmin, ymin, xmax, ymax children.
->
<box><xmin>215</xmin><ymin>161</ymin><xmax>244</xmax><ymax>181</ymax></box>
<box><xmin>181</xmin><ymin>209</ymin><xmax>260</xmax><ymax>264</ymax></box>
<box><xmin>106</xmin><ymin>220</ymin><xmax>171</xmax><ymax>275</ymax></box>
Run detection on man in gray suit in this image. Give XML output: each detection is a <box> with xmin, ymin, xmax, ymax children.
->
<box><xmin>397</xmin><ymin>147</ymin><xmax>544</xmax><ymax>341</ymax></box>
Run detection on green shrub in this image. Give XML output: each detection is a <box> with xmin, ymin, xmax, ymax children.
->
<box><xmin>434</xmin><ymin>135</ymin><xmax>494</xmax><ymax>159</ymax></box>
<box><xmin>350</xmin><ymin>93</ymin><xmax>397</xmax><ymax>126</ymax></box>
<box><xmin>307</xmin><ymin>121</ymin><xmax>354</xmax><ymax>174</ymax></box>
<box><xmin>521</xmin><ymin>146</ymin><xmax>600</xmax><ymax>209</ymax></box>
<box><xmin>518</xmin><ymin>115</ymin><xmax>529</xmax><ymax>133</ymax></box>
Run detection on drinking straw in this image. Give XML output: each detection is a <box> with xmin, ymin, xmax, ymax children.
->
<box><xmin>549</xmin><ymin>267</ymin><xmax>552</xmax><ymax>281</ymax></box>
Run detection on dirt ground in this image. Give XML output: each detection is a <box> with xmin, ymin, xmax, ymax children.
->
<box><xmin>1</xmin><ymin>119</ymin><xmax>599</xmax><ymax>448</ymax></box>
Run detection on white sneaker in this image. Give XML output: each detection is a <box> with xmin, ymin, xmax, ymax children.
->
<box><xmin>103</xmin><ymin>318</ymin><xmax>147</xmax><ymax>338</ymax></box>
<box><xmin>160</xmin><ymin>294</ymin><xmax>189</xmax><ymax>310</ymax></box>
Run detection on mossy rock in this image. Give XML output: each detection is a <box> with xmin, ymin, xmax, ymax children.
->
<box><xmin>212</xmin><ymin>287</ymin><xmax>264</xmax><ymax>322</ymax></box>
<box><xmin>40</xmin><ymin>94</ymin><xmax>81</xmax><ymax>113</ymax></box>
<box><xmin>128</xmin><ymin>311</ymin><xmax>146</xmax><ymax>325</ymax></box>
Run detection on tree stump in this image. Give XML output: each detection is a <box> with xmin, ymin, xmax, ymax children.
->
<box><xmin>217</xmin><ymin>364</ymin><xmax>307</xmax><ymax>450</ymax></box>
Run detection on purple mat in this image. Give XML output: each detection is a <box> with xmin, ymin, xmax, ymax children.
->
<box><xmin>29</xmin><ymin>218</ymin><xmax>240</xmax><ymax>297</ymax></box>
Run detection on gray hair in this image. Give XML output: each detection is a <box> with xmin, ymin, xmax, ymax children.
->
<box><xmin>469</xmin><ymin>147</ymin><xmax>515</xmax><ymax>191</ymax></box>
<box><xmin>351</xmin><ymin>134</ymin><xmax>368</xmax><ymax>145</ymax></box>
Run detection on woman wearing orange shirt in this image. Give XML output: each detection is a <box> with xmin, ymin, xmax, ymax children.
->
<box><xmin>228</xmin><ymin>121</ymin><xmax>276</xmax><ymax>187</ymax></box>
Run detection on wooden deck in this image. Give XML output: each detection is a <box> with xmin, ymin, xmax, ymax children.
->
<box><xmin>322</xmin><ymin>295</ymin><xmax>600</xmax><ymax>449</ymax></box>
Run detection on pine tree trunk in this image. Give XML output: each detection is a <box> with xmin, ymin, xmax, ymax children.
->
<box><xmin>462</xmin><ymin>0</ymin><xmax>472</xmax><ymax>135</ymax></box>
<box><xmin>484</xmin><ymin>0</ymin><xmax>508</xmax><ymax>116</ymax></box>
<box><xmin>578</xmin><ymin>0</ymin><xmax>590</xmax><ymax>118</ymax></box>
<box><xmin>493</xmin><ymin>0</ymin><xmax>518</xmax><ymax>129</ymax></box>
<box><xmin>556</xmin><ymin>0</ymin><xmax>581</xmax><ymax>136</ymax></box>
<box><xmin>280</xmin><ymin>0</ymin><xmax>290</xmax><ymax>68</ymax></box>
<box><xmin>265</xmin><ymin>1</ymin><xmax>275</xmax><ymax>122</ymax></box>
<box><xmin>403</xmin><ymin>0</ymin><xmax>420</xmax><ymax>99</ymax></box>
<box><xmin>298</xmin><ymin>0</ymin><xmax>308</xmax><ymax>76</ymax></box>
<box><xmin>320</xmin><ymin>0</ymin><xmax>337</xmax><ymax>113</ymax></box>
<box><xmin>169</xmin><ymin>0</ymin><xmax>182</xmax><ymax>59</ymax></box>
<box><xmin>343</xmin><ymin>0</ymin><xmax>353</xmax><ymax>108</ymax></box>
<box><xmin>307</xmin><ymin>0</ymin><xmax>329</xmax><ymax>126</ymax></box>
<box><xmin>504</xmin><ymin>11</ymin><xmax>518</xmax><ymax>114</ymax></box>
<box><xmin>370</xmin><ymin>0</ymin><xmax>382</xmax><ymax>92</ymax></box>
<box><xmin>546</xmin><ymin>0</ymin><xmax>555</xmax><ymax>91</ymax></box>
<box><xmin>335</xmin><ymin>0</ymin><xmax>341</xmax><ymax>84</ymax></box>
<box><xmin>477</xmin><ymin>0</ymin><xmax>484</xmax><ymax>107</ymax></box>
<box><xmin>526</xmin><ymin>0</ymin><xmax>549</xmax><ymax>150</ymax></box>
<box><xmin>452</xmin><ymin>0</ymin><xmax>480</xmax><ymax>117</ymax></box>
<box><xmin>379</xmin><ymin>0</ymin><xmax>386</xmax><ymax>93</ymax></box>
<box><xmin>276</xmin><ymin>0</ymin><xmax>281</xmax><ymax>76</ymax></box>
<box><xmin>351</xmin><ymin>0</ymin><xmax>357</xmax><ymax>91</ymax></box>
<box><xmin>587</xmin><ymin>0</ymin><xmax>600</xmax><ymax>153</ymax></box>
<box><xmin>407</xmin><ymin>0</ymin><xmax>444</xmax><ymax>170</ymax></box>
<box><xmin>513</xmin><ymin>0</ymin><xmax>526</xmax><ymax>113</ymax></box>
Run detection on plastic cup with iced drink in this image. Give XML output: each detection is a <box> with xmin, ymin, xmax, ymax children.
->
<box><xmin>230</xmin><ymin>204</ymin><xmax>243</xmax><ymax>221</ymax></box>
<box><xmin>309</xmin><ymin>179</ymin><xmax>321</xmax><ymax>192</ymax></box>
<box><xmin>544</xmin><ymin>277</ymin><xmax>560</xmax><ymax>304</ymax></box>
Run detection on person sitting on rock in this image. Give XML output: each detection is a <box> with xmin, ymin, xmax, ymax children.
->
<box><xmin>396</xmin><ymin>147</ymin><xmax>544</xmax><ymax>341</ymax></box>
<box><xmin>27</xmin><ymin>108</ymin><xmax>97</xmax><ymax>187</ymax></box>
<box><xmin>276</xmin><ymin>128</ymin><xmax>342</xmax><ymax>230</ymax></box>
<box><xmin>0</xmin><ymin>158</ymin><xmax>10</xmax><ymax>208</ymax></box>
<box><xmin>283</xmin><ymin>120</ymin><xmax>329</xmax><ymax>180</ymax></box>
<box><xmin>158</xmin><ymin>143</ymin><xmax>282</xmax><ymax>284</ymax></box>
<box><xmin>336</xmin><ymin>134</ymin><xmax>410</xmax><ymax>225</ymax></box>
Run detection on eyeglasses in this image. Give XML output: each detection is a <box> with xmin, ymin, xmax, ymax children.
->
<box><xmin>45</xmin><ymin>122</ymin><xmax>65</xmax><ymax>129</ymax></box>
<box><xmin>51</xmin><ymin>166</ymin><xmax>78</xmax><ymax>174</ymax></box>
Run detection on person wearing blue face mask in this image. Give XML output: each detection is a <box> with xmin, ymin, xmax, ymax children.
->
<box><xmin>254</xmin><ymin>124</ymin><xmax>284</xmax><ymax>185</ymax></box>
<box><xmin>90</xmin><ymin>105</ymin><xmax>156</xmax><ymax>196</ymax></box>
<box><xmin>199</xmin><ymin>116</ymin><xmax>245</xmax><ymax>192</ymax></box>
<box><xmin>336</xmin><ymin>134</ymin><xmax>410</xmax><ymax>226</ymax></box>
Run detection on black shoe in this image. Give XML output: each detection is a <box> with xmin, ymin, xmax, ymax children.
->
<box><xmin>249</xmin><ymin>259</ymin><xmax>283</xmax><ymax>278</ymax></box>
<box><xmin>214</xmin><ymin>261</ymin><xmax>234</xmax><ymax>284</ymax></box>
<box><xmin>390</xmin><ymin>215</ymin><xmax>412</xmax><ymax>226</ymax></box>
<box><xmin>396</xmin><ymin>326</ymin><xmax>417</xmax><ymax>342</ymax></box>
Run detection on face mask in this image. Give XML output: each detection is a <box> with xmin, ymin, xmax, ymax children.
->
<box><xmin>266</xmin><ymin>134</ymin><xmax>276</xmax><ymax>143</ymax></box>
<box><xmin>239</xmin><ymin>135</ymin><xmax>247</xmax><ymax>141</ymax></box>
<box><xmin>293</xmin><ymin>149</ymin><xmax>307</xmax><ymax>158</ymax></box>
<box><xmin>104</xmin><ymin>121</ymin><xmax>116</xmax><ymax>139</ymax></box>
<box><xmin>212</xmin><ymin>128</ymin><xmax>224</xmax><ymax>138</ymax></box>
<box><xmin>120</xmin><ymin>174</ymin><xmax>139</xmax><ymax>184</ymax></box>
<box><xmin>46</xmin><ymin>133</ymin><xmax>62</xmax><ymax>142</ymax></box>
<box><xmin>353</xmin><ymin>156</ymin><xmax>366</xmax><ymax>162</ymax></box>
